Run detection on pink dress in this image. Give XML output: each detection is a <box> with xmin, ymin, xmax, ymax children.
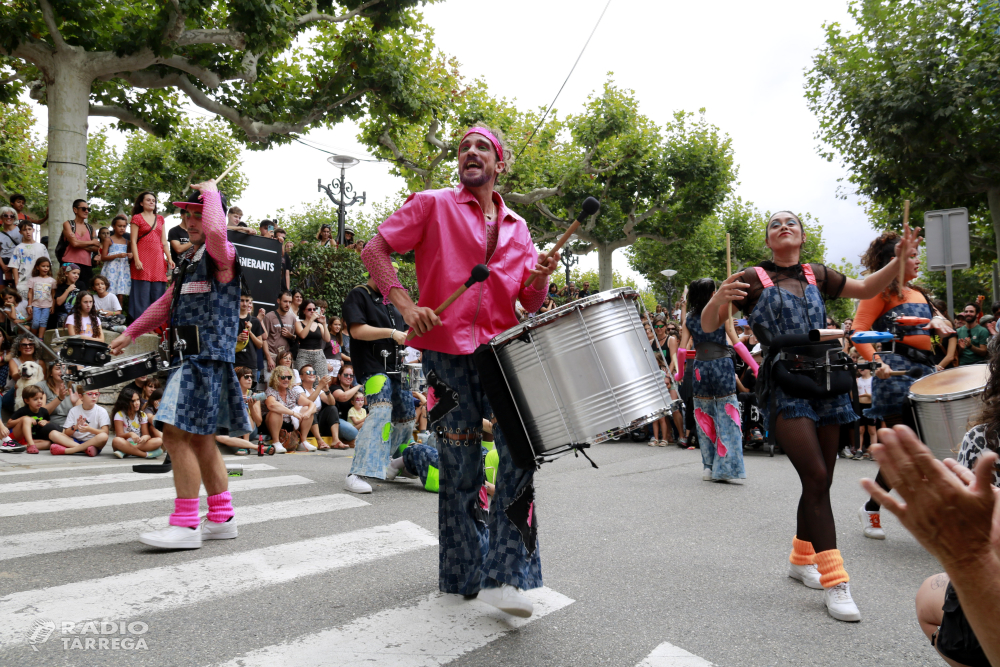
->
<box><xmin>129</xmin><ymin>214</ymin><xmax>167</xmax><ymax>283</ymax></box>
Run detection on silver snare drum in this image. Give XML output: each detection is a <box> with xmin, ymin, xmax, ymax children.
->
<box><xmin>489</xmin><ymin>287</ymin><xmax>671</xmax><ymax>460</ymax></box>
<box><xmin>909</xmin><ymin>365</ymin><xmax>987</xmax><ymax>460</ymax></box>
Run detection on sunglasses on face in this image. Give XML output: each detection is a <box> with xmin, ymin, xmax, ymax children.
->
<box><xmin>303</xmin><ymin>370</ymin><xmax>316</xmax><ymax>375</ymax></box>
<box><xmin>21</xmin><ymin>343</ymin><xmax>34</xmax><ymax>348</ymax></box>
<box><xmin>342</xmin><ymin>374</ymin><xmax>354</xmax><ymax>379</ymax></box>
<box><xmin>76</xmin><ymin>207</ymin><xmax>90</xmax><ymax>212</ymax></box>
<box><xmin>305</xmin><ymin>307</ymin><xmax>316</xmax><ymax>312</ymax></box>
<box><xmin>240</xmin><ymin>374</ymin><xmax>252</xmax><ymax>379</ymax></box>
<box><xmin>654</xmin><ymin>324</ymin><xmax>666</xmax><ymax>328</ymax></box>
<box><xmin>279</xmin><ymin>375</ymin><xmax>292</xmax><ymax>381</ymax></box>
<box><xmin>1</xmin><ymin>214</ymin><xmax>14</xmax><ymax>219</ymax></box>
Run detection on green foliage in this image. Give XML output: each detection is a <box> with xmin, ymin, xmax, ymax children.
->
<box><xmin>0</xmin><ymin>101</ymin><xmax>45</xmax><ymax>206</ymax></box>
<box><xmin>547</xmin><ymin>267</ymin><xmax>657</xmax><ymax>312</ymax></box>
<box><xmin>628</xmin><ymin>198</ymin><xmax>827</xmax><ymax>301</ymax></box>
<box><xmin>288</xmin><ymin>243</ymin><xmax>417</xmax><ymax>316</ymax></box>
<box><xmin>0</xmin><ymin>1</ymin><xmax>444</xmax><ymax>148</ymax></box>
<box><xmin>272</xmin><ymin>195</ymin><xmax>400</xmax><ymax>246</ymax></box>
<box><xmin>826</xmin><ymin>258</ymin><xmax>863</xmax><ymax>324</ymax></box>
<box><xmin>919</xmin><ymin>264</ymin><xmax>993</xmax><ymax>318</ymax></box>
<box><xmin>87</xmin><ymin>119</ymin><xmax>247</xmax><ymax>219</ymax></box>
<box><xmin>806</xmin><ymin>0</ymin><xmax>1000</xmax><ymax>262</ymax></box>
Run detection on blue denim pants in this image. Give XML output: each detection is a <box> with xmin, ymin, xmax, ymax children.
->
<box><xmin>422</xmin><ymin>350</ymin><xmax>543</xmax><ymax>596</ymax></box>
<box><xmin>348</xmin><ymin>372</ymin><xmax>414</xmax><ymax>479</ymax></box>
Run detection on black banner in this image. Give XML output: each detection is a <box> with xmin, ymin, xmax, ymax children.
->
<box><xmin>228</xmin><ymin>231</ymin><xmax>282</xmax><ymax>309</ymax></box>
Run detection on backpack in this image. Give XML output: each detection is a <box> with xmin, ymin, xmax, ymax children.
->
<box><xmin>54</xmin><ymin>219</ymin><xmax>95</xmax><ymax>264</ymax></box>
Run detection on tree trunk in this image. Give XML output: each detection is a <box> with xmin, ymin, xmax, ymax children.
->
<box><xmin>45</xmin><ymin>61</ymin><xmax>93</xmax><ymax>264</ymax></box>
<box><xmin>597</xmin><ymin>244</ymin><xmax>614</xmax><ymax>292</ymax></box>
<box><xmin>988</xmin><ymin>187</ymin><xmax>1000</xmax><ymax>265</ymax></box>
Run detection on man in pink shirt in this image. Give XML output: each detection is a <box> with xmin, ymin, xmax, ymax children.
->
<box><xmin>360</xmin><ymin>125</ymin><xmax>558</xmax><ymax>618</ymax></box>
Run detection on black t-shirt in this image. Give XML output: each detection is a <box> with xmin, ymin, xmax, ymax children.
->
<box><xmin>48</xmin><ymin>283</ymin><xmax>78</xmax><ymax>328</ymax></box>
<box><xmin>342</xmin><ymin>285</ymin><xmax>406</xmax><ymax>379</ymax></box>
<box><xmin>280</xmin><ymin>252</ymin><xmax>293</xmax><ymax>290</ymax></box>
<box><xmin>167</xmin><ymin>225</ymin><xmax>190</xmax><ymax>265</ymax></box>
<box><xmin>236</xmin><ymin>314</ymin><xmax>264</xmax><ymax>370</ymax></box>
<box><xmin>11</xmin><ymin>405</ymin><xmax>51</xmax><ymax>437</ymax></box>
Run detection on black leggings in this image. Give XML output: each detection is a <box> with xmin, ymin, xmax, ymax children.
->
<box><xmin>774</xmin><ymin>414</ymin><xmax>842</xmax><ymax>553</ymax></box>
<box><xmin>865</xmin><ymin>409</ymin><xmax>916</xmax><ymax>511</ymax></box>
<box><xmin>317</xmin><ymin>405</ymin><xmax>341</xmax><ymax>437</ymax></box>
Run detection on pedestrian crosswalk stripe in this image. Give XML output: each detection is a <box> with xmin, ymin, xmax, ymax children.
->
<box><xmin>0</xmin><ymin>520</ymin><xmax>436</xmax><ymax>649</ymax></box>
<box><xmin>0</xmin><ymin>474</ymin><xmax>313</xmax><ymax>518</ymax></box>
<box><xmin>0</xmin><ymin>493</ymin><xmax>369</xmax><ymax>562</ymax></box>
<box><xmin>636</xmin><ymin>641</ymin><xmax>714</xmax><ymax>666</ymax></box>
<box><xmin>212</xmin><ymin>587</ymin><xmax>574</xmax><ymax>667</ymax></box>
<box><xmin>0</xmin><ymin>456</ymin><xmax>245</xmax><ymax>477</ymax></box>
<box><xmin>0</xmin><ymin>464</ymin><xmax>277</xmax><ymax>494</ymax></box>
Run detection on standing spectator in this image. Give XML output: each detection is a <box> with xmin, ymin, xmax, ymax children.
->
<box><xmin>957</xmin><ymin>302</ymin><xmax>989</xmax><ymax>365</ymax></box>
<box><xmin>167</xmin><ymin>207</ymin><xmax>192</xmax><ymax>265</ymax></box>
<box><xmin>263</xmin><ymin>291</ymin><xmax>296</xmax><ymax>371</ymax></box>
<box><xmin>316</xmin><ymin>224</ymin><xmax>335</xmax><ymax>246</ymax></box>
<box><xmin>100</xmin><ymin>215</ymin><xmax>131</xmax><ymax>305</ymax></box>
<box><xmin>9</xmin><ymin>194</ymin><xmax>47</xmax><ymax>244</ymax></box>
<box><xmin>930</xmin><ymin>299</ymin><xmax>958</xmax><ymax>370</ymax></box>
<box><xmin>226</xmin><ymin>206</ymin><xmax>253</xmax><ymax>234</ymax></box>
<box><xmin>10</xmin><ymin>221</ymin><xmax>47</xmax><ymax>301</ymax></box>
<box><xmin>259</xmin><ymin>220</ymin><xmax>275</xmax><ymax>239</ymax></box>
<box><xmin>295</xmin><ymin>299</ymin><xmax>331</xmax><ymax>379</ymax></box>
<box><xmin>855</xmin><ymin>363</ymin><xmax>876</xmax><ymax>458</ymax></box>
<box><xmin>235</xmin><ymin>293</ymin><xmax>265</xmax><ymax>384</ymax></box>
<box><xmin>327</xmin><ymin>315</ymin><xmax>348</xmax><ymax>377</ymax></box>
<box><xmin>291</xmin><ymin>289</ymin><xmax>304</xmax><ymax>314</ymax></box>
<box><xmin>277</xmin><ymin>234</ymin><xmax>293</xmax><ymax>291</ymax></box>
<box><xmin>25</xmin><ymin>257</ymin><xmax>55</xmax><ymax>338</ymax></box>
<box><xmin>128</xmin><ymin>191</ymin><xmax>172</xmax><ymax>321</ymax></box>
<box><xmin>0</xmin><ymin>206</ymin><xmax>22</xmax><ymax>286</ymax></box>
<box><xmin>60</xmin><ymin>199</ymin><xmax>100</xmax><ymax>288</ymax></box>
<box><xmin>578</xmin><ymin>281</ymin><xmax>592</xmax><ymax>299</ymax></box>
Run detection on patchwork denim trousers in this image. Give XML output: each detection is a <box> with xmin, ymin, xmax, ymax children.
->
<box><xmin>423</xmin><ymin>350</ymin><xmax>543</xmax><ymax>595</ymax></box>
<box><xmin>348</xmin><ymin>372</ymin><xmax>415</xmax><ymax>479</ymax></box>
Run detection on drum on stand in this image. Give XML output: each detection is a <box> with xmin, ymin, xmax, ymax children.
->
<box><xmin>404</xmin><ymin>362</ymin><xmax>426</xmax><ymax>392</ymax></box>
<box><xmin>481</xmin><ymin>287</ymin><xmax>671</xmax><ymax>465</ymax></box>
<box><xmin>908</xmin><ymin>365</ymin><xmax>988</xmax><ymax>460</ymax></box>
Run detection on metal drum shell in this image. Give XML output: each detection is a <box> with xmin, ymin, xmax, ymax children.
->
<box><xmin>909</xmin><ymin>365</ymin><xmax>988</xmax><ymax>460</ymax></box>
<box><xmin>491</xmin><ymin>288</ymin><xmax>670</xmax><ymax>453</ymax></box>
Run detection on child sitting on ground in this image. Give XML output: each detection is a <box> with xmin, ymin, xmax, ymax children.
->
<box><xmin>60</xmin><ymin>387</ymin><xmax>111</xmax><ymax>456</ymax></box>
<box><xmin>7</xmin><ymin>384</ymin><xmax>77</xmax><ymax>454</ymax></box>
<box><xmin>348</xmin><ymin>391</ymin><xmax>366</xmax><ymax>430</ymax></box>
<box><xmin>111</xmin><ymin>385</ymin><xmax>163</xmax><ymax>459</ymax></box>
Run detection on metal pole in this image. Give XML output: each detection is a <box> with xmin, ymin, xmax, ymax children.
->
<box><xmin>946</xmin><ymin>265</ymin><xmax>954</xmax><ymax>323</ymax></box>
<box><xmin>337</xmin><ymin>166</ymin><xmax>346</xmax><ymax>246</ymax></box>
<box><xmin>993</xmin><ymin>263</ymin><xmax>999</xmax><ymax>305</ymax></box>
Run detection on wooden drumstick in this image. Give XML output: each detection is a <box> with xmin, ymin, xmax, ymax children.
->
<box><xmin>726</xmin><ymin>233</ymin><xmax>732</xmax><ymax>319</ymax></box>
<box><xmin>899</xmin><ymin>199</ymin><xmax>910</xmax><ymax>290</ymax></box>
<box><xmin>525</xmin><ymin>196</ymin><xmax>600</xmax><ymax>288</ymax></box>
<box><xmin>215</xmin><ymin>158</ymin><xmax>242</xmax><ymax>185</ymax></box>
<box><xmin>405</xmin><ymin>264</ymin><xmax>490</xmax><ymax>340</ymax></box>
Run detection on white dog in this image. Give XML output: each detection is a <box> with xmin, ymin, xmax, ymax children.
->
<box><xmin>14</xmin><ymin>360</ymin><xmax>45</xmax><ymax>411</ymax></box>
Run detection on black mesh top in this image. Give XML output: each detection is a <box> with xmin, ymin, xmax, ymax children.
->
<box><xmin>732</xmin><ymin>261</ymin><xmax>848</xmax><ymax>318</ymax></box>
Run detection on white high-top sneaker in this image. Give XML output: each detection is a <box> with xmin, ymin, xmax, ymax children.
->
<box><xmin>825</xmin><ymin>582</ymin><xmax>861</xmax><ymax>622</ymax></box>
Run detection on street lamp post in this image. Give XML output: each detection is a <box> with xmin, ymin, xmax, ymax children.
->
<box><xmin>660</xmin><ymin>269</ymin><xmax>677</xmax><ymax>315</ymax></box>
<box><xmin>560</xmin><ymin>242</ymin><xmax>579</xmax><ymax>286</ymax></box>
<box><xmin>318</xmin><ymin>155</ymin><xmax>366</xmax><ymax>245</ymax></box>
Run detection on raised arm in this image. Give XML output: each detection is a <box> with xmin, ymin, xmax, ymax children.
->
<box><xmin>840</xmin><ymin>224</ymin><xmax>921</xmax><ymax>300</ymax></box>
<box><xmin>191</xmin><ymin>182</ymin><xmax>235</xmax><ymax>283</ymax></box>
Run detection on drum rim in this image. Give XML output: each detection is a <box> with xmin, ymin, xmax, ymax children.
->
<box><xmin>492</xmin><ymin>287</ymin><xmax>638</xmax><ymax>346</ymax></box>
<box><xmin>908</xmin><ymin>365</ymin><xmax>988</xmax><ymax>402</ymax></box>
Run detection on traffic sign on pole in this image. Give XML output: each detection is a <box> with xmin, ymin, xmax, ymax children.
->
<box><xmin>924</xmin><ymin>207</ymin><xmax>970</xmax><ymax>320</ymax></box>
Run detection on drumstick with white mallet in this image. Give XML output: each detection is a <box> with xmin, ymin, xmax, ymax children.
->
<box><xmin>405</xmin><ymin>264</ymin><xmax>491</xmax><ymax>341</ymax></box>
<box><xmin>524</xmin><ymin>196</ymin><xmax>601</xmax><ymax>288</ymax></box>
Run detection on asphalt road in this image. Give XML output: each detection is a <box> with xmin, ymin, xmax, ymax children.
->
<box><xmin>0</xmin><ymin>440</ymin><xmax>945</xmax><ymax>666</ymax></box>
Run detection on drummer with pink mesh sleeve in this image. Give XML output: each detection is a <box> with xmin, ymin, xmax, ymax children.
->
<box><xmin>360</xmin><ymin>125</ymin><xmax>559</xmax><ymax>618</ymax></box>
<box><xmin>108</xmin><ymin>180</ymin><xmax>251</xmax><ymax>551</ymax></box>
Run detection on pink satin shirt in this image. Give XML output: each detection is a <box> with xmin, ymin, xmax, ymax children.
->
<box><xmin>377</xmin><ymin>184</ymin><xmax>546</xmax><ymax>356</ymax></box>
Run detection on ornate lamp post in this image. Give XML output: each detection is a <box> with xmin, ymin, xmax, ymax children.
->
<box><xmin>560</xmin><ymin>238</ymin><xmax>580</xmax><ymax>286</ymax></box>
<box><xmin>318</xmin><ymin>155</ymin><xmax>366</xmax><ymax>245</ymax></box>
<box><xmin>660</xmin><ymin>269</ymin><xmax>677</xmax><ymax>314</ymax></box>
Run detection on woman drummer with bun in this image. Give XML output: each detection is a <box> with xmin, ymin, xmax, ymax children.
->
<box><xmin>851</xmin><ymin>232</ymin><xmax>954</xmax><ymax>540</ymax></box>
<box><xmin>701</xmin><ymin>210</ymin><xmax>920</xmax><ymax>623</ymax></box>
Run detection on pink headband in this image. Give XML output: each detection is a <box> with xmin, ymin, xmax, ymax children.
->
<box><xmin>461</xmin><ymin>127</ymin><xmax>504</xmax><ymax>163</ymax></box>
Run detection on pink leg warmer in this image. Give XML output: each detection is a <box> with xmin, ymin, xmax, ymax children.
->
<box><xmin>207</xmin><ymin>491</ymin><xmax>234</xmax><ymax>523</ymax></box>
<box><xmin>169</xmin><ymin>497</ymin><xmax>201</xmax><ymax>528</ymax></box>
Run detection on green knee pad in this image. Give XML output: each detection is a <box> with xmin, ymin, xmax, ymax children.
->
<box><xmin>424</xmin><ymin>465</ymin><xmax>440</xmax><ymax>493</ymax></box>
<box><xmin>484</xmin><ymin>448</ymin><xmax>499</xmax><ymax>485</ymax></box>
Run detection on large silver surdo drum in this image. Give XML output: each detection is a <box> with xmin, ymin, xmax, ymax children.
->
<box><xmin>909</xmin><ymin>364</ymin><xmax>987</xmax><ymax>460</ymax></box>
<box><xmin>489</xmin><ymin>287</ymin><xmax>671</xmax><ymax>459</ymax></box>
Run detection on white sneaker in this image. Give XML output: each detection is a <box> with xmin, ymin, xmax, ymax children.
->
<box><xmin>344</xmin><ymin>474</ymin><xmax>372</xmax><ymax>494</ymax></box>
<box><xmin>139</xmin><ymin>524</ymin><xmax>202</xmax><ymax>549</ymax></box>
<box><xmin>788</xmin><ymin>562</ymin><xmax>824</xmax><ymax>590</ymax></box>
<box><xmin>825</xmin><ymin>582</ymin><xmax>861</xmax><ymax>622</ymax></box>
<box><xmin>840</xmin><ymin>447</ymin><xmax>853</xmax><ymax>459</ymax></box>
<box><xmin>702</xmin><ymin>469</ymin><xmax>713</xmax><ymax>481</ymax></box>
<box><xmin>858</xmin><ymin>506</ymin><xmax>885</xmax><ymax>539</ymax></box>
<box><xmin>385</xmin><ymin>462</ymin><xmax>401</xmax><ymax>482</ymax></box>
<box><xmin>301</xmin><ymin>441</ymin><xmax>317</xmax><ymax>452</ymax></box>
<box><xmin>202</xmin><ymin>516</ymin><xmax>238</xmax><ymax>540</ymax></box>
<box><xmin>273</xmin><ymin>442</ymin><xmax>288</xmax><ymax>454</ymax></box>
<box><xmin>477</xmin><ymin>584</ymin><xmax>533</xmax><ymax>618</ymax></box>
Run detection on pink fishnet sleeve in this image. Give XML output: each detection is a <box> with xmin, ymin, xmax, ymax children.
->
<box><xmin>361</xmin><ymin>233</ymin><xmax>408</xmax><ymax>304</ymax></box>
<box><xmin>200</xmin><ymin>189</ymin><xmax>236</xmax><ymax>282</ymax></box>
<box><xmin>519</xmin><ymin>275</ymin><xmax>549</xmax><ymax>313</ymax></box>
<box><xmin>123</xmin><ymin>289</ymin><xmax>171</xmax><ymax>342</ymax></box>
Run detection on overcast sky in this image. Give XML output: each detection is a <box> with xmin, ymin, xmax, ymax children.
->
<box><xmin>55</xmin><ymin>0</ymin><xmax>875</xmax><ymax>287</ymax></box>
